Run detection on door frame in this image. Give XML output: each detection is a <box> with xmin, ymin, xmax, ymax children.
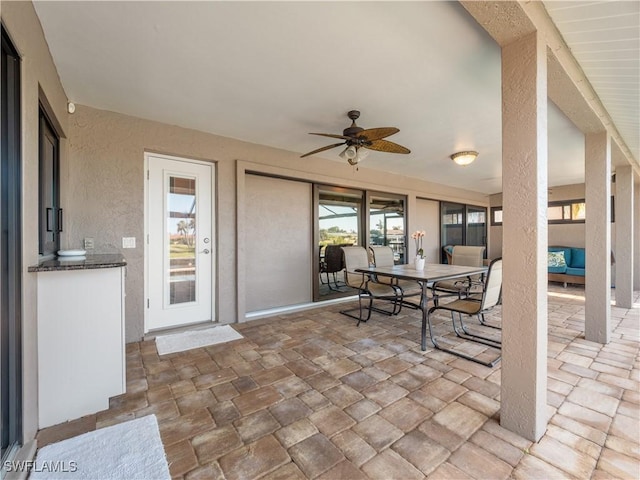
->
<box><xmin>143</xmin><ymin>152</ymin><xmax>217</xmax><ymax>333</ymax></box>
<box><xmin>1</xmin><ymin>24</ymin><xmax>23</xmax><ymax>463</ymax></box>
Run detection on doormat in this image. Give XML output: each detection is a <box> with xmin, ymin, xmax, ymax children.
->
<box><xmin>30</xmin><ymin>415</ymin><xmax>170</xmax><ymax>479</ymax></box>
<box><xmin>155</xmin><ymin>324</ymin><xmax>244</xmax><ymax>355</ymax></box>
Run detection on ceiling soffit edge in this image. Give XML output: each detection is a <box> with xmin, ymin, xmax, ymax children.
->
<box><xmin>521</xmin><ymin>1</ymin><xmax>639</xmax><ymax>175</ymax></box>
<box><xmin>461</xmin><ymin>0</ymin><xmax>639</xmax><ymax>176</ymax></box>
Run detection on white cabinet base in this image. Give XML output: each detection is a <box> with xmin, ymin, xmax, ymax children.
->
<box><xmin>37</xmin><ymin>267</ymin><xmax>125</xmax><ymax>428</ymax></box>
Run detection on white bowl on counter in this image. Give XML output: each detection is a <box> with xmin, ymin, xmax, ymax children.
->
<box><xmin>58</xmin><ymin>249</ymin><xmax>87</xmax><ymax>257</ymax></box>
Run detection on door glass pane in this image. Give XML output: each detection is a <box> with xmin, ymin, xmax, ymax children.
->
<box><xmin>39</xmin><ymin>111</ymin><xmax>59</xmax><ymax>256</ymax></box>
<box><xmin>318</xmin><ymin>187</ymin><xmax>362</xmax><ymax>299</ymax></box>
<box><xmin>466</xmin><ymin>206</ymin><xmax>487</xmax><ymax>248</ymax></box>
<box><xmin>441</xmin><ymin>201</ymin><xmax>464</xmax><ymax>255</ymax></box>
<box><xmin>369</xmin><ymin>195</ymin><xmax>405</xmax><ymax>264</ymax></box>
<box><xmin>168</xmin><ymin>176</ymin><xmax>196</xmax><ymax>305</ymax></box>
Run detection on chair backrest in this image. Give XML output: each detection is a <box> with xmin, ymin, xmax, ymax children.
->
<box><xmin>324</xmin><ymin>245</ymin><xmax>345</xmax><ymax>273</ymax></box>
<box><xmin>341</xmin><ymin>246</ymin><xmax>369</xmax><ymax>288</ymax></box>
<box><xmin>481</xmin><ymin>258</ymin><xmax>502</xmax><ymax>310</ymax></box>
<box><xmin>369</xmin><ymin>246</ymin><xmax>395</xmax><ymax>268</ymax></box>
<box><xmin>451</xmin><ymin>245</ymin><xmax>485</xmax><ymax>267</ymax></box>
<box><xmin>443</xmin><ymin>245</ymin><xmax>454</xmax><ymax>264</ymax></box>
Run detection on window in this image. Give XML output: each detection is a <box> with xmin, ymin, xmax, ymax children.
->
<box><xmin>492</xmin><ymin>197</ymin><xmax>614</xmax><ymax>226</ymax></box>
<box><xmin>39</xmin><ymin>108</ymin><xmax>61</xmax><ymax>256</ymax></box>
<box><xmin>490</xmin><ymin>207</ymin><xmax>503</xmax><ymax>226</ymax></box>
<box><xmin>548</xmin><ymin>199</ymin><xmax>585</xmax><ymax>223</ymax></box>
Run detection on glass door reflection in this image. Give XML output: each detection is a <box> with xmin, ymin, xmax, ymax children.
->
<box><xmin>369</xmin><ymin>194</ymin><xmax>406</xmax><ymax>264</ymax></box>
<box><xmin>168</xmin><ymin>176</ymin><xmax>197</xmax><ymax>305</ymax></box>
<box><xmin>466</xmin><ymin>205</ymin><xmax>487</xmax><ymax>250</ymax></box>
<box><xmin>316</xmin><ymin>186</ymin><xmax>363</xmax><ymax>300</ymax></box>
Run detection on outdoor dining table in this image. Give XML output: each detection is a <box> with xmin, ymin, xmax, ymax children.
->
<box><xmin>355</xmin><ymin>263</ymin><xmax>488</xmax><ymax>351</ymax></box>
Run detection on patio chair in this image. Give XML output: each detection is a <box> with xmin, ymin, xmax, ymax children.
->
<box><xmin>340</xmin><ymin>246</ymin><xmax>402</xmax><ymax>325</ymax></box>
<box><xmin>427</xmin><ymin>257</ymin><xmax>502</xmax><ymax>367</ymax></box>
<box><xmin>432</xmin><ymin>245</ymin><xmax>485</xmax><ymax>305</ymax></box>
<box><xmin>369</xmin><ymin>245</ymin><xmax>423</xmax><ymax>309</ymax></box>
<box><xmin>321</xmin><ymin>244</ymin><xmax>347</xmax><ymax>290</ymax></box>
<box><xmin>443</xmin><ymin>244</ymin><xmax>454</xmax><ymax>264</ymax></box>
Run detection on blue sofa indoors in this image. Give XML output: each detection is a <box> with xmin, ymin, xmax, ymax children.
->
<box><xmin>548</xmin><ymin>246</ymin><xmax>585</xmax><ymax>286</ymax></box>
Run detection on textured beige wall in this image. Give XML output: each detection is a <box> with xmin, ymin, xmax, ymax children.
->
<box><xmin>415</xmin><ymin>199</ymin><xmax>440</xmax><ymax>263</ymax></box>
<box><xmin>3</xmin><ymin>0</ymin><xmax>70</xmax><ymax>442</ymax></box>
<box><xmin>67</xmin><ymin>105</ymin><xmax>489</xmax><ymax>342</ymax></box>
<box><xmin>635</xmin><ymin>177</ymin><xmax>640</xmax><ymax>291</ymax></box>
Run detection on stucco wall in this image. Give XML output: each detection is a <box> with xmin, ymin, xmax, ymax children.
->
<box><xmin>66</xmin><ymin>105</ymin><xmax>489</xmax><ymax>343</ymax></box>
<box><xmin>415</xmin><ymin>198</ymin><xmax>440</xmax><ymax>263</ymax></box>
<box><xmin>2</xmin><ymin>0</ymin><xmax>70</xmax><ymax>443</ymax></box>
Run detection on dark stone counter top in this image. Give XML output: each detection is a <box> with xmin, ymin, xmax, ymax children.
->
<box><xmin>28</xmin><ymin>254</ymin><xmax>127</xmax><ymax>273</ymax></box>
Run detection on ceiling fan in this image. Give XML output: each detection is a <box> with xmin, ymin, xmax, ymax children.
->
<box><xmin>300</xmin><ymin>110</ymin><xmax>411</xmax><ymax>165</ymax></box>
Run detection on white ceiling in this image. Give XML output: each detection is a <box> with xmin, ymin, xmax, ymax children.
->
<box><xmin>32</xmin><ymin>1</ymin><xmax>637</xmax><ymax>195</ymax></box>
<box><xmin>545</xmin><ymin>1</ymin><xmax>639</xmax><ymax>166</ymax></box>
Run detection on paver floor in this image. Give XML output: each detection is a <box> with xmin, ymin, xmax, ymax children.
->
<box><xmin>37</xmin><ymin>285</ymin><xmax>640</xmax><ymax>479</ymax></box>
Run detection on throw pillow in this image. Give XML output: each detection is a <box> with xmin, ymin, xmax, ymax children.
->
<box><xmin>548</xmin><ymin>251</ymin><xmax>567</xmax><ymax>267</ymax></box>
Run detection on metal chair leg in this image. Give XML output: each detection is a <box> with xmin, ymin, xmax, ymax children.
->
<box><xmin>478</xmin><ymin>313</ymin><xmax>501</xmax><ymax>330</ymax></box>
<box><xmin>452</xmin><ymin>312</ymin><xmax>502</xmax><ymax>347</ymax></box>
<box><xmin>340</xmin><ymin>292</ymin><xmax>400</xmax><ymax>325</ymax></box>
<box><xmin>424</xmin><ymin>306</ymin><xmax>501</xmax><ymax>367</ymax></box>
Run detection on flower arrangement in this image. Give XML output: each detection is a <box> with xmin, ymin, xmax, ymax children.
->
<box><xmin>411</xmin><ymin>230</ymin><xmax>425</xmax><ymax>258</ymax></box>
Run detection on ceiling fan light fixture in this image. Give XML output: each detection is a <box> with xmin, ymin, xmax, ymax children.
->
<box><xmin>451</xmin><ymin>150</ymin><xmax>478</xmax><ymax>166</ymax></box>
<box><xmin>339</xmin><ymin>145</ymin><xmax>358</xmax><ymax>161</ymax></box>
<box><xmin>340</xmin><ymin>146</ymin><xmax>369</xmax><ymax>165</ymax></box>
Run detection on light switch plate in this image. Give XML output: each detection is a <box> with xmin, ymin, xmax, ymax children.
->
<box><xmin>84</xmin><ymin>237</ymin><xmax>94</xmax><ymax>250</ymax></box>
<box><xmin>122</xmin><ymin>237</ymin><xmax>136</xmax><ymax>249</ymax></box>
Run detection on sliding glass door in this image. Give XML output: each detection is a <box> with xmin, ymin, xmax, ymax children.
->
<box><xmin>440</xmin><ymin>201</ymin><xmax>487</xmax><ymax>262</ymax></box>
<box><xmin>1</xmin><ymin>26</ymin><xmax>23</xmax><ymax>464</ymax></box>
<box><xmin>315</xmin><ymin>186</ymin><xmax>363</xmax><ymax>300</ymax></box>
<box><xmin>368</xmin><ymin>193</ymin><xmax>406</xmax><ymax>264</ymax></box>
<box><xmin>314</xmin><ymin>186</ymin><xmax>408</xmax><ymax>301</ymax></box>
<box><xmin>466</xmin><ymin>205</ymin><xmax>487</xmax><ymax>247</ymax></box>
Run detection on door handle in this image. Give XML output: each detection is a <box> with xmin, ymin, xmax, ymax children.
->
<box><xmin>200</xmin><ymin>249</ymin><xmax>210</xmax><ymax>254</ymax></box>
<box><xmin>46</xmin><ymin>208</ymin><xmax>54</xmax><ymax>232</ymax></box>
<box><xmin>57</xmin><ymin>208</ymin><xmax>64</xmax><ymax>232</ymax></box>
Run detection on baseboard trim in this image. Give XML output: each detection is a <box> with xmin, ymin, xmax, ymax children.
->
<box><xmin>244</xmin><ymin>296</ymin><xmax>358</xmax><ymax>322</ymax></box>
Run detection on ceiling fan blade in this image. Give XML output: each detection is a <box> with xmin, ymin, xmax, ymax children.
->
<box><xmin>364</xmin><ymin>139</ymin><xmax>411</xmax><ymax>154</ymax></box>
<box><xmin>300</xmin><ymin>142</ymin><xmax>346</xmax><ymax>158</ymax></box>
<box><xmin>309</xmin><ymin>132</ymin><xmax>352</xmax><ymax>141</ymax></box>
<box><xmin>355</xmin><ymin>127</ymin><xmax>399</xmax><ymax>141</ymax></box>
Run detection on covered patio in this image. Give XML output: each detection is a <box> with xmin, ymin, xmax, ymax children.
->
<box><xmin>1</xmin><ymin>0</ymin><xmax>639</xmax><ymax>476</ymax></box>
<box><xmin>37</xmin><ymin>286</ymin><xmax>640</xmax><ymax>479</ymax></box>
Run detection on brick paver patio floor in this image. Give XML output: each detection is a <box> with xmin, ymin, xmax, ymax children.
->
<box><xmin>37</xmin><ymin>285</ymin><xmax>640</xmax><ymax>479</ymax></box>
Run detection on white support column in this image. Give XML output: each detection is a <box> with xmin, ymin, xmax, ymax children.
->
<box><xmin>500</xmin><ymin>31</ymin><xmax>548</xmax><ymax>442</ymax></box>
<box><xmin>615</xmin><ymin>165</ymin><xmax>634</xmax><ymax>307</ymax></box>
<box><xmin>584</xmin><ymin>132</ymin><xmax>611</xmax><ymax>343</ymax></box>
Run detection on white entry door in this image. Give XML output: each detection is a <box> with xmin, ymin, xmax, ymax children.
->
<box><xmin>146</xmin><ymin>153</ymin><xmax>214</xmax><ymax>331</ymax></box>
